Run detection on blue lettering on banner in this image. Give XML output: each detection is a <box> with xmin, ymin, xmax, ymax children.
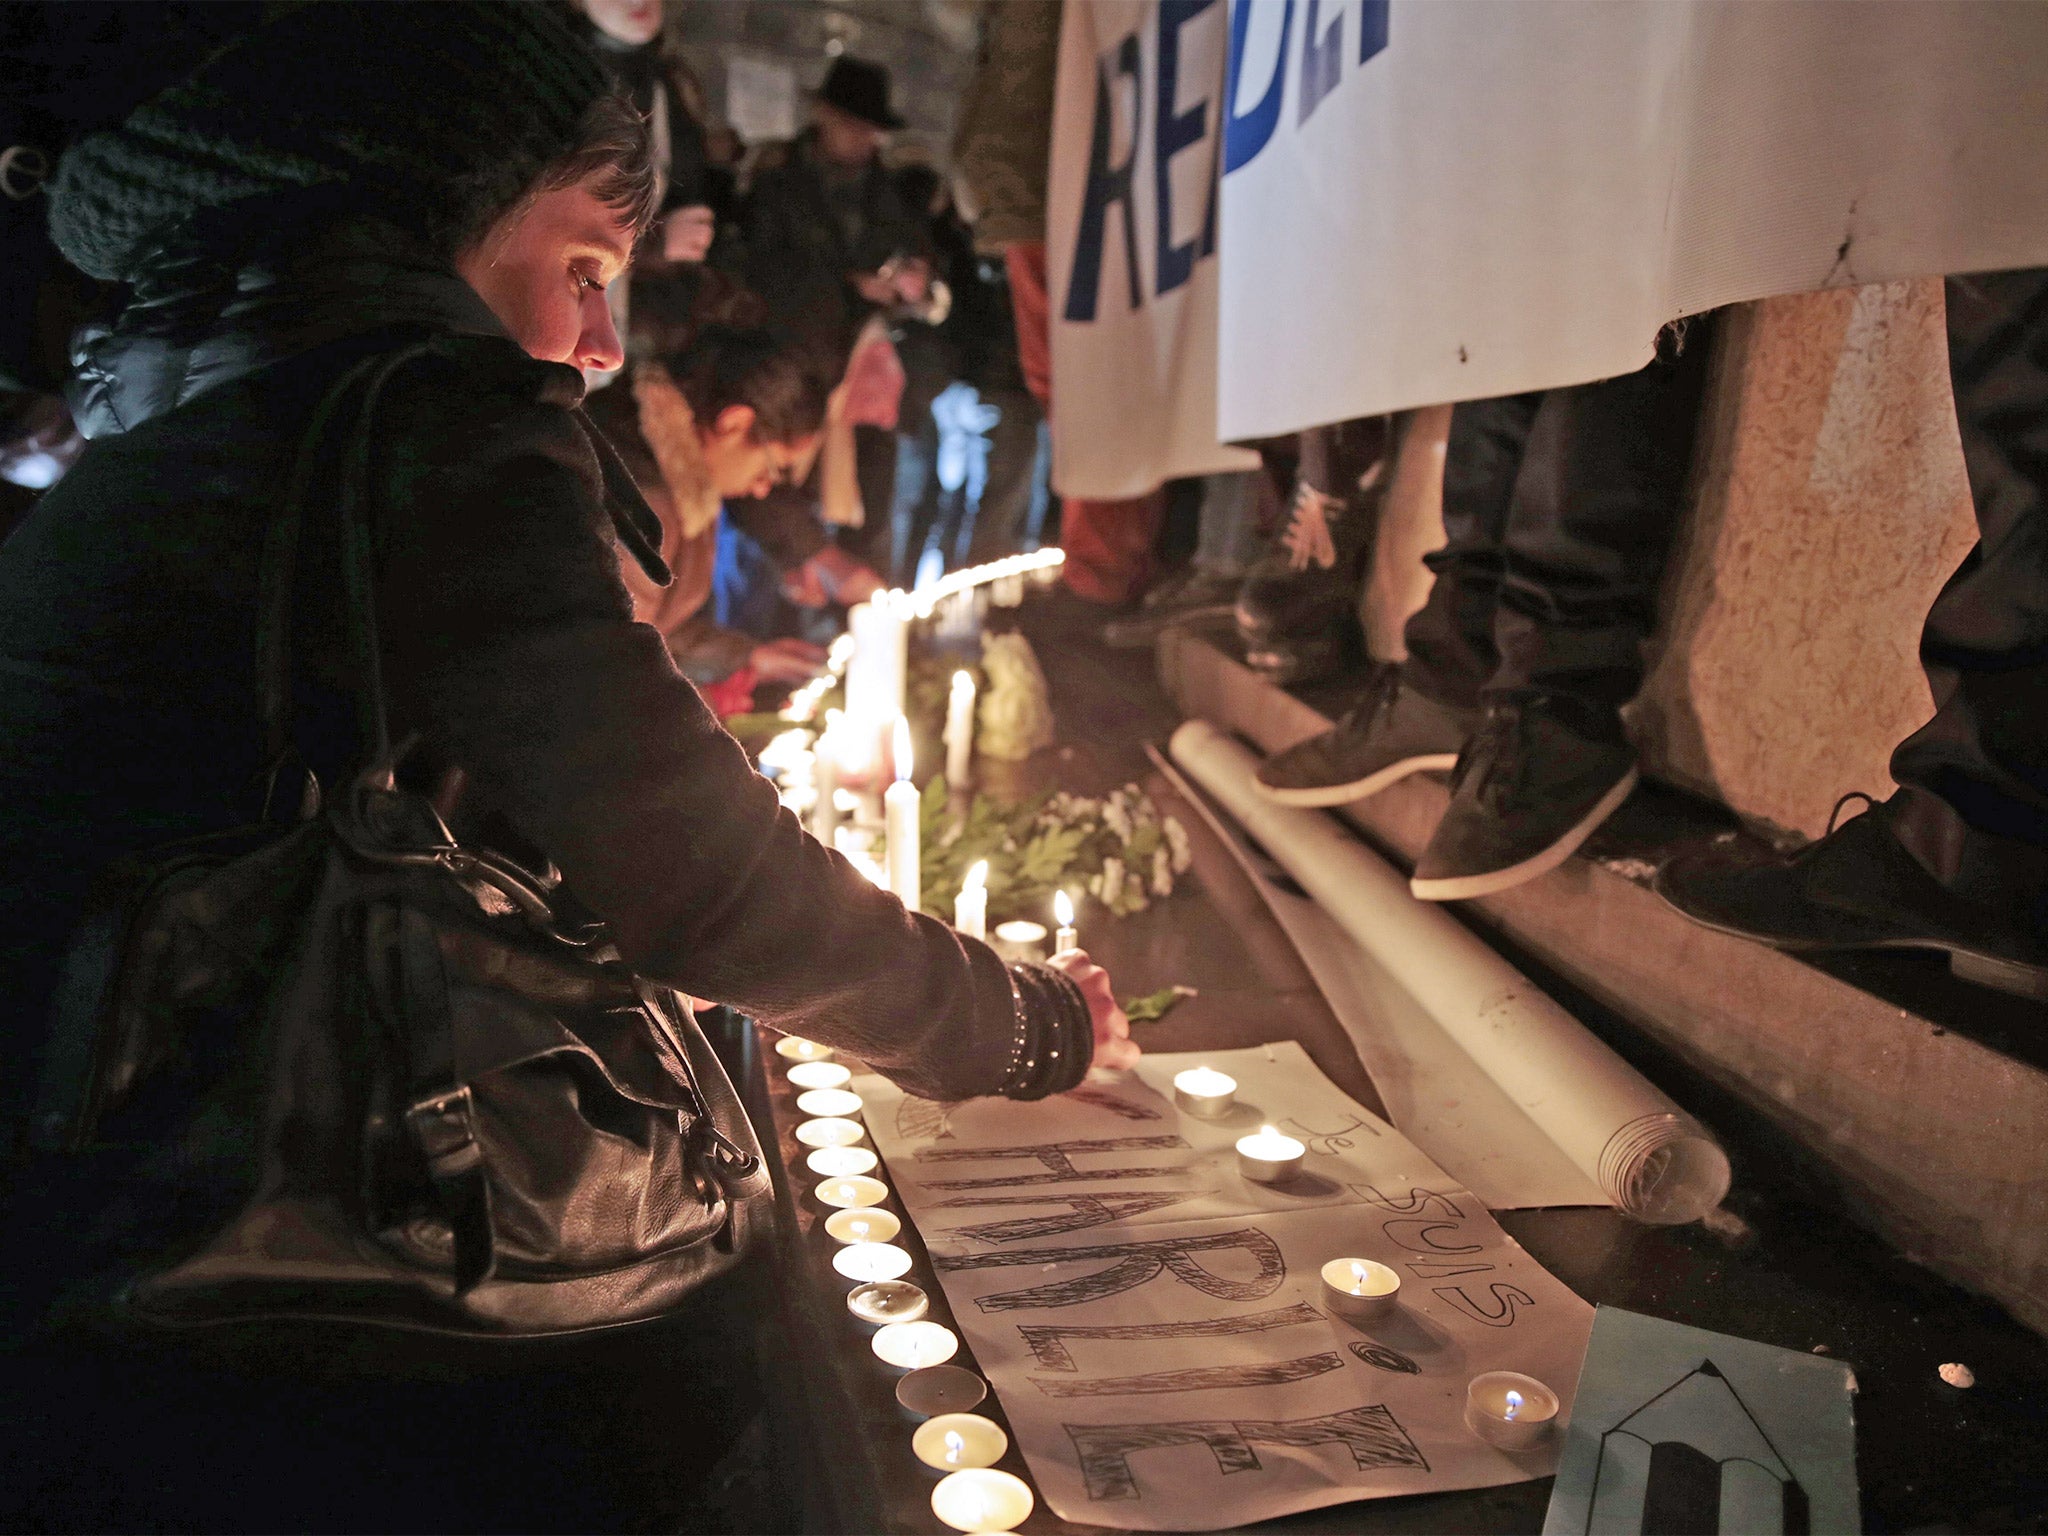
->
<box><xmin>1154</xmin><ymin>0</ymin><xmax>1219</xmax><ymax>296</ymax></box>
<box><xmin>1065</xmin><ymin>33</ymin><xmax>1145</xmax><ymax>322</ymax></box>
<box><xmin>1224</xmin><ymin>0</ymin><xmax>1390</xmax><ymax>173</ymax></box>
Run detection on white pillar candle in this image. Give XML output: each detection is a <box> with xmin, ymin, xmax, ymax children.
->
<box><xmin>931</xmin><ymin>1469</ymin><xmax>1033</xmax><ymax>1533</ymax></box>
<box><xmin>1320</xmin><ymin>1257</ymin><xmax>1402</xmax><ymax>1319</ymax></box>
<box><xmin>885</xmin><ymin>716</ymin><xmax>921</xmax><ymax>912</ymax></box>
<box><xmin>824</xmin><ymin>1206</ymin><xmax>902</xmax><ymax>1245</ymax></box>
<box><xmin>990</xmin><ymin>920</ymin><xmax>1046</xmax><ymax>963</ymax></box>
<box><xmin>811</xmin><ymin>719</ymin><xmax>844</xmax><ymax>846</ymax></box>
<box><xmin>1172</xmin><ymin>1067</ymin><xmax>1238</xmax><ymax>1120</ymax></box>
<box><xmin>796</xmin><ymin>1087</ymin><xmax>863</xmax><ymax>1119</ymax></box>
<box><xmin>872</xmin><ymin>1320</ymin><xmax>959</xmax><ymax>1370</ymax></box>
<box><xmin>848</xmin><ymin>1279</ymin><xmax>928</xmax><ymax>1326</ymax></box>
<box><xmin>1465</xmin><ymin>1371</ymin><xmax>1559</xmax><ymax>1451</ymax></box>
<box><xmin>912</xmin><ymin>1414</ymin><xmax>1008</xmax><ymax>1472</ymax></box>
<box><xmin>795</xmin><ymin>1117</ymin><xmax>866</xmax><ymax>1150</ymax></box>
<box><xmin>805</xmin><ymin>1146</ymin><xmax>877</xmax><ymax>1179</ymax></box>
<box><xmin>943</xmin><ymin>670</ymin><xmax>976</xmax><ymax>788</ymax></box>
<box><xmin>774</xmin><ymin>1037</ymin><xmax>835</xmax><ymax>1064</ymax></box>
<box><xmin>833</xmin><ymin>1242</ymin><xmax>914</xmax><ymax>1283</ymax></box>
<box><xmin>815</xmin><ymin>1173</ymin><xmax>888</xmax><ymax>1209</ymax></box>
<box><xmin>954</xmin><ymin>859</ymin><xmax>988</xmax><ymax>941</ymax></box>
<box><xmin>1053</xmin><ymin>889</ymin><xmax>1077</xmax><ymax>953</ymax></box>
<box><xmin>786</xmin><ymin>1061</ymin><xmax>852</xmax><ymax>1091</ymax></box>
<box><xmin>844</xmin><ymin>595</ymin><xmax>908</xmax><ymax>767</ymax></box>
<box><xmin>1235</xmin><ymin>1124</ymin><xmax>1307</xmax><ymax>1183</ymax></box>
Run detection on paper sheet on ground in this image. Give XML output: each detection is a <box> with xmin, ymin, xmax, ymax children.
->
<box><xmin>1542</xmin><ymin>1307</ymin><xmax>1859</xmax><ymax>1535</ymax></box>
<box><xmin>1164</xmin><ymin>752</ymin><xmax>1607</xmax><ymax>1210</ymax></box>
<box><xmin>856</xmin><ymin>1044</ymin><xmax>1594</xmax><ymax>1531</ymax></box>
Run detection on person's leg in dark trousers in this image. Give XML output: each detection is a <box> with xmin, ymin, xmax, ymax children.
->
<box><xmin>1413</xmin><ymin>321</ymin><xmax>1716</xmax><ymax>898</ymax></box>
<box><xmin>965</xmin><ymin>383</ymin><xmax>1043</xmax><ymax>567</ymax></box>
<box><xmin>1659</xmin><ymin>275</ymin><xmax>2048</xmax><ymax>995</ymax></box>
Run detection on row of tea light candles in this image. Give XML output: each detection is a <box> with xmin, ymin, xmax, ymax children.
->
<box><xmin>1170</xmin><ymin>1064</ymin><xmax>1560</xmax><ymax>1450</ymax></box>
<box><xmin>776</xmin><ymin>1033</ymin><xmax>1038</xmax><ymax>1532</ymax></box>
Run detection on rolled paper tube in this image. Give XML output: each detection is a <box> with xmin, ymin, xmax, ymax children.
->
<box><xmin>1170</xmin><ymin>720</ymin><xmax>1731</xmax><ymax>1224</ymax></box>
<box><xmin>796</xmin><ymin>1087</ymin><xmax>864</xmax><ymax>1119</ymax></box>
<box><xmin>833</xmin><ymin>1242</ymin><xmax>913</xmax><ymax>1283</ymax></box>
<box><xmin>824</xmin><ymin>1206</ymin><xmax>902</xmax><ymax>1245</ymax></box>
<box><xmin>1465</xmin><ymin>1371</ymin><xmax>1559</xmax><ymax>1452</ymax></box>
<box><xmin>805</xmin><ymin>1146</ymin><xmax>878</xmax><ymax>1179</ymax></box>
<box><xmin>815</xmin><ymin>1174</ymin><xmax>889</xmax><ymax>1209</ymax></box>
<box><xmin>773</xmin><ymin>1037</ymin><xmax>835</xmax><ymax>1064</ymax></box>
<box><xmin>848</xmin><ymin>1279</ymin><xmax>929</xmax><ymax>1326</ymax></box>
<box><xmin>1172</xmin><ymin>1067</ymin><xmax>1238</xmax><ymax>1119</ymax></box>
<box><xmin>786</xmin><ymin>1061</ymin><xmax>852</xmax><ymax>1091</ymax></box>
<box><xmin>872</xmin><ymin>1320</ymin><xmax>959</xmax><ymax>1370</ymax></box>
<box><xmin>795</xmin><ymin>1117</ymin><xmax>866</xmax><ymax>1149</ymax></box>
<box><xmin>931</xmin><ymin>1469</ymin><xmax>1033</xmax><ymax>1533</ymax></box>
<box><xmin>1320</xmin><ymin>1257</ymin><xmax>1402</xmax><ymax>1319</ymax></box>
<box><xmin>912</xmin><ymin>1414</ymin><xmax>1008</xmax><ymax>1472</ymax></box>
<box><xmin>1235</xmin><ymin>1126</ymin><xmax>1306</xmax><ymax>1183</ymax></box>
<box><xmin>896</xmin><ymin>1365</ymin><xmax>986</xmax><ymax>1418</ymax></box>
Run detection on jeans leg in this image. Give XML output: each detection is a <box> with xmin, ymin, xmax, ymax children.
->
<box><xmin>1401</xmin><ymin>393</ymin><xmax>1539</xmax><ymax>709</ymax></box>
<box><xmin>1193</xmin><ymin>471</ymin><xmax>1263</xmax><ymax>577</ymax></box>
<box><xmin>1488</xmin><ymin>314</ymin><xmax>1718</xmax><ymax>714</ymax></box>
<box><xmin>1886</xmin><ymin>270</ymin><xmax>2048</xmax><ymax>906</ymax></box>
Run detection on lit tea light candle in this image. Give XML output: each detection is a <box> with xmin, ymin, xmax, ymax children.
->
<box><xmin>824</xmin><ymin>1207</ymin><xmax>902</xmax><ymax>1246</ymax></box>
<box><xmin>872</xmin><ymin>1320</ymin><xmax>959</xmax><ymax>1371</ymax></box>
<box><xmin>786</xmin><ymin>1060</ymin><xmax>852</xmax><ymax>1091</ymax></box>
<box><xmin>1236</xmin><ymin>1124</ymin><xmax>1306</xmax><ymax>1183</ymax></box>
<box><xmin>1053</xmin><ymin>889</ymin><xmax>1077</xmax><ymax>952</ymax></box>
<box><xmin>796</xmin><ymin>1087</ymin><xmax>864</xmax><ymax>1120</ymax></box>
<box><xmin>896</xmin><ymin>1364</ymin><xmax>986</xmax><ymax>1418</ymax></box>
<box><xmin>912</xmin><ymin>1413</ymin><xmax>1007</xmax><ymax>1472</ymax></box>
<box><xmin>944</xmin><ymin>670</ymin><xmax>976</xmax><ymax>788</ymax></box>
<box><xmin>805</xmin><ymin>1146</ymin><xmax>878</xmax><ymax>1179</ymax></box>
<box><xmin>953</xmin><ymin>859</ymin><xmax>988</xmax><ymax>941</ymax></box>
<box><xmin>1465</xmin><ymin>1371</ymin><xmax>1559</xmax><ymax>1451</ymax></box>
<box><xmin>989</xmin><ymin>920</ymin><xmax>1046</xmax><ymax>963</ymax></box>
<box><xmin>931</xmin><ymin>1469</ymin><xmax>1033</xmax><ymax>1533</ymax></box>
<box><xmin>1321</xmin><ymin>1257</ymin><xmax>1402</xmax><ymax>1319</ymax></box>
<box><xmin>1172</xmin><ymin>1067</ymin><xmax>1237</xmax><ymax>1120</ymax></box>
<box><xmin>795</xmin><ymin>1117</ymin><xmax>866</xmax><ymax>1150</ymax></box>
<box><xmin>774</xmin><ymin>1036</ymin><xmax>835</xmax><ymax>1064</ymax></box>
<box><xmin>815</xmin><ymin>1174</ymin><xmax>889</xmax><ymax>1209</ymax></box>
<box><xmin>848</xmin><ymin>1279</ymin><xmax>929</xmax><ymax>1326</ymax></box>
<box><xmin>885</xmin><ymin>716</ymin><xmax>921</xmax><ymax>911</ymax></box>
<box><xmin>833</xmin><ymin>1242</ymin><xmax>913</xmax><ymax>1283</ymax></box>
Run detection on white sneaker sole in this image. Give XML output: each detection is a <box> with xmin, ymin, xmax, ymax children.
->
<box><xmin>1409</xmin><ymin>765</ymin><xmax>1640</xmax><ymax>902</ymax></box>
<box><xmin>1255</xmin><ymin>751</ymin><xmax>1461</xmax><ymax>808</ymax></box>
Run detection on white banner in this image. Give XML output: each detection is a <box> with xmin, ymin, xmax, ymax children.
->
<box><xmin>1217</xmin><ymin>0</ymin><xmax>2048</xmax><ymax>440</ymax></box>
<box><xmin>1048</xmin><ymin>0</ymin><xmax>1261</xmax><ymax>499</ymax></box>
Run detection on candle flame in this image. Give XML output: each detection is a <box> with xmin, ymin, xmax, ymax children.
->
<box><xmin>1261</xmin><ymin>1124</ymin><xmax>1278</xmax><ymax>1139</ymax></box>
<box><xmin>1054</xmin><ymin>889</ymin><xmax>1074</xmax><ymax>925</ymax></box>
<box><xmin>1351</xmin><ymin>1260</ymin><xmax>1369</xmax><ymax>1287</ymax></box>
<box><xmin>965</xmin><ymin>859</ymin><xmax>988</xmax><ymax>893</ymax></box>
<box><xmin>944</xmin><ymin>1430</ymin><xmax>965</xmax><ymax>1462</ymax></box>
<box><xmin>850</xmin><ymin>1219</ymin><xmax>869</xmax><ymax>1239</ymax></box>
<box><xmin>952</xmin><ymin>669</ymin><xmax>975</xmax><ymax>698</ymax></box>
<box><xmin>893</xmin><ymin>715</ymin><xmax>913</xmax><ymax>783</ymax></box>
<box><xmin>1504</xmin><ymin>1389</ymin><xmax>1523</xmax><ymax>1421</ymax></box>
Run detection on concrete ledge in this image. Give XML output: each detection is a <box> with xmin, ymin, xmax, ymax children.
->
<box><xmin>1160</xmin><ymin>623</ymin><xmax>2048</xmax><ymax>1338</ymax></box>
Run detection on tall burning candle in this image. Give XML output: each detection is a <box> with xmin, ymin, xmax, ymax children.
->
<box><xmin>811</xmin><ymin>714</ymin><xmax>844</xmax><ymax>847</ymax></box>
<box><xmin>885</xmin><ymin>716</ymin><xmax>921</xmax><ymax>912</ymax></box>
<box><xmin>1053</xmin><ymin>889</ymin><xmax>1077</xmax><ymax>953</ymax></box>
<box><xmin>844</xmin><ymin>594</ymin><xmax>908</xmax><ymax>764</ymax></box>
<box><xmin>943</xmin><ymin>670</ymin><xmax>976</xmax><ymax>788</ymax></box>
<box><xmin>954</xmin><ymin>859</ymin><xmax>988</xmax><ymax>940</ymax></box>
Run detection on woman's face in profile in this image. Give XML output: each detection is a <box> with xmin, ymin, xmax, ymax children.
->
<box><xmin>456</xmin><ymin>178</ymin><xmax>634</xmax><ymax>374</ymax></box>
<box><xmin>581</xmin><ymin>0</ymin><xmax>664</xmax><ymax>46</ymax></box>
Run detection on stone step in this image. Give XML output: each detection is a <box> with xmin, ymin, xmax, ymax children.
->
<box><xmin>1158</xmin><ymin>621</ymin><xmax>2048</xmax><ymax>1338</ymax></box>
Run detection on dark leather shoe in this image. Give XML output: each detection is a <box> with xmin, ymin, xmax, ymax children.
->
<box><xmin>1410</xmin><ymin>697</ymin><xmax>1638</xmax><ymax>901</ymax></box>
<box><xmin>1255</xmin><ymin>668</ymin><xmax>1477</xmax><ymax>807</ymax></box>
<box><xmin>1655</xmin><ymin>804</ymin><xmax>2048</xmax><ymax>999</ymax></box>
<box><xmin>1101</xmin><ymin>567</ymin><xmax>1241</xmax><ymax>649</ymax></box>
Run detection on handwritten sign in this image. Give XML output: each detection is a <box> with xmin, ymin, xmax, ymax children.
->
<box><xmin>857</xmin><ymin>1043</ymin><xmax>1595</xmax><ymax>1530</ymax></box>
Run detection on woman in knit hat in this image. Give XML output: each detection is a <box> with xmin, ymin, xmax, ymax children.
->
<box><xmin>3</xmin><ymin>1</ymin><xmax>1132</xmax><ymax>1229</ymax></box>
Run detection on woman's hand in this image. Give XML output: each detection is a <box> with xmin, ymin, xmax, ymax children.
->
<box><xmin>1049</xmin><ymin>949</ymin><xmax>1140</xmax><ymax>1072</ymax></box>
<box><xmin>749</xmin><ymin>637</ymin><xmax>828</xmax><ymax>684</ymax></box>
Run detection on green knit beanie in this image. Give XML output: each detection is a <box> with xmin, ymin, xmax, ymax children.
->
<box><xmin>50</xmin><ymin>0</ymin><xmax>612</xmax><ymax>283</ymax></box>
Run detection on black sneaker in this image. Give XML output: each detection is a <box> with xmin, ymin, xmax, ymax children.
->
<box><xmin>1101</xmin><ymin>566</ymin><xmax>1241</xmax><ymax>649</ymax></box>
<box><xmin>1255</xmin><ymin>668</ymin><xmax>1477</xmax><ymax>807</ymax></box>
<box><xmin>1654</xmin><ymin>799</ymin><xmax>2048</xmax><ymax>999</ymax></box>
<box><xmin>1410</xmin><ymin>697</ymin><xmax>1638</xmax><ymax>901</ymax></box>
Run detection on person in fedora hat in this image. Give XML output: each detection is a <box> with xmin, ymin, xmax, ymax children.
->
<box><xmin>818</xmin><ymin>55</ymin><xmax>907</xmax><ymax>133</ymax></box>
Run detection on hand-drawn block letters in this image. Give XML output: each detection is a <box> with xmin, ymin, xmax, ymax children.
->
<box><xmin>934</xmin><ymin>1227</ymin><xmax>1287</xmax><ymax>1311</ymax></box>
<box><xmin>1020</xmin><ymin>1302</ymin><xmax>1324</xmax><ymax>1371</ymax></box>
<box><xmin>931</xmin><ymin>1191</ymin><xmax>1201</xmax><ymax>1243</ymax></box>
<box><xmin>915</xmin><ymin>1135</ymin><xmax>1191</xmax><ymax>1189</ymax></box>
<box><xmin>1067</xmin><ymin>1403</ymin><xmax>1430</xmax><ymax>1501</ymax></box>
